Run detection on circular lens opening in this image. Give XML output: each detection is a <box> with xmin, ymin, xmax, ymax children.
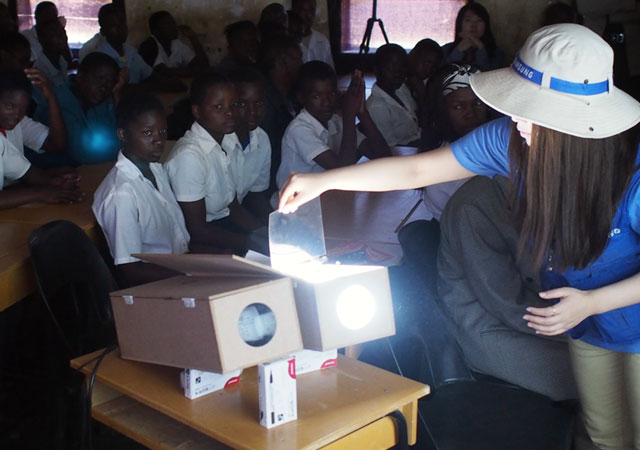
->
<box><xmin>237</xmin><ymin>303</ymin><xmax>277</xmax><ymax>347</ymax></box>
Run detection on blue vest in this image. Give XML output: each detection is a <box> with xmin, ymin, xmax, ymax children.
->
<box><xmin>545</xmin><ymin>157</ymin><xmax>640</xmax><ymax>345</ymax></box>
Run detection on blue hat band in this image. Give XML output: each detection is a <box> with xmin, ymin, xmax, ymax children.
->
<box><xmin>512</xmin><ymin>56</ymin><xmax>609</xmax><ymax>96</ymax></box>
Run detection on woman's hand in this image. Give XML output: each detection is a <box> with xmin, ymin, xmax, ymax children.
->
<box><xmin>278</xmin><ymin>172</ymin><xmax>328</xmax><ymax>213</ymax></box>
<box><xmin>523</xmin><ymin>287</ymin><xmax>598</xmax><ymax>336</ymax></box>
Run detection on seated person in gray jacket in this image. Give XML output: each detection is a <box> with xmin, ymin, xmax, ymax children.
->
<box><xmin>436</xmin><ymin>175</ymin><xmax>577</xmax><ymax>401</ymax></box>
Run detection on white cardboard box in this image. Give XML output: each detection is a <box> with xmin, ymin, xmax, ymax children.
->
<box><xmin>293</xmin><ymin>349</ymin><xmax>338</xmax><ymax>375</ymax></box>
<box><xmin>258</xmin><ymin>356</ymin><xmax>297</xmax><ymax>428</ymax></box>
<box><xmin>180</xmin><ymin>368</ymin><xmax>242</xmax><ymax>399</ymax></box>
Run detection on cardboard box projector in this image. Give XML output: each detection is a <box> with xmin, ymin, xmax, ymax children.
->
<box><xmin>109</xmin><ymin>254</ymin><xmax>303</xmax><ymax>374</ymax></box>
<box><xmin>287</xmin><ymin>263</ymin><xmax>395</xmax><ymax>351</ymax></box>
<box><xmin>269</xmin><ymin>198</ymin><xmax>396</xmax><ymax>352</ymax></box>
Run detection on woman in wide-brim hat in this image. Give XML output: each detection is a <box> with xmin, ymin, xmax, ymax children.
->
<box><xmin>279</xmin><ymin>23</ymin><xmax>640</xmax><ymax>448</ymax></box>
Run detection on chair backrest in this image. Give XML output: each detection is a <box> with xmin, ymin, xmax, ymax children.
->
<box><xmin>28</xmin><ymin>220</ymin><xmax>117</xmax><ymax>358</ymax></box>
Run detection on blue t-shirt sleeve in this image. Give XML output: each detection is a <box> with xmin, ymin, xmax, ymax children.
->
<box><xmin>450</xmin><ymin>116</ymin><xmax>512</xmax><ymax>177</ymax></box>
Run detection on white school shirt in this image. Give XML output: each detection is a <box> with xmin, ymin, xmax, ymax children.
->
<box><xmin>79</xmin><ymin>33</ymin><xmax>105</xmax><ymax>61</ymax></box>
<box><xmin>0</xmin><ymin>135</ymin><xmax>31</xmax><ymax>190</ymax></box>
<box><xmin>95</xmin><ymin>41</ymin><xmax>153</xmax><ymax>84</ymax></box>
<box><xmin>92</xmin><ymin>151</ymin><xmax>190</xmax><ymax>265</ymax></box>
<box><xmin>276</xmin><ymin>109</ymin><xmax>364</xmax><ymax>188</ymax></box>
<box><xmin>150</xmin><ymin>36</ymin><xmax>195</xmax><ymax>68</ymax></box>
<box><xmin>33</xmin><ymin>53</ymin><xmax>69</xmax><ymax>86</ymax></box>
<box><xmin>300</xmin><ymin>29</ymin><xmax>334</xmax><ymax>69</ymax></box>
<box><xmin>21</xmin><ymin>27</ymin><xmax>42</xmax><ymax>60</ymax></box>
<box><xmin>366</xmin><ymin>83</ymin><xmax>421</xmax><ymax>147</ymax></box>
<box><xmin>6</xmin><ymin>117</ymin><xmax>49</xmax><ymax>155</ymax></box>
<box><xmin>165</xmin><ymin>121</ymin><xmax>239</xmax><ymax>221</ymax></box>
<box><xmin>234</xmin><ymin>127</ymin><xmax>271</xmax><ymax>203</ymax></box>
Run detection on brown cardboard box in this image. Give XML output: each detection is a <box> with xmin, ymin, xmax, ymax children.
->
<box><xmin>109</xmin><ymin>254</ymin><xmax>303</xmax><ymax>373</ymax></box>
<box><xmin>288</xmin><ymin>264</ymin><xmax>396</xmax><ymax>351</ymax></box>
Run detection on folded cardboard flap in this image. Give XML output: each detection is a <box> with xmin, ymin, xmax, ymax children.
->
<box><xmin>132</xmin><ymin>253</ymin><xmax>282</xmax><ymax>279</ymax></box>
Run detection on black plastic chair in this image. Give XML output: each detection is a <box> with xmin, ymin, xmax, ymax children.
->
<box><xmin>28</xmin><ymin>220</ymin><xmax>118</xmax><ymax>449</ymax></box>
<box><xmin>29</xmin><ymin>220</ymin><xmax>117</xmax><ymax>358</ymax></box>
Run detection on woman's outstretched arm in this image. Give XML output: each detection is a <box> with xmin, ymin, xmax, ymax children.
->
<box><xmin>278</xmin><ymin>145</ymin><xmax>474</xmax><ymax>212</ymax></box>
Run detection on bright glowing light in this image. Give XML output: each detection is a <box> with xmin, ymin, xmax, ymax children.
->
<box><xmin>336</xmin><ymin>285</ymin><xmax>375</xmax><ymax>330</ymax></box>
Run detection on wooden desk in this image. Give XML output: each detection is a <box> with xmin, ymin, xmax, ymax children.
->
<box><xmin>0</xmin><ymin>162</ymin><xmax>113</xmax><ymax>312</ymax></box>
<box><xmin>72</xmin><ymin>350</ymin><xmax>429</xmax><ymax>450</ymax></box>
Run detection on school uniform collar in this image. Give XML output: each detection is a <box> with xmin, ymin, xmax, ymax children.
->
<box><xmin>189</xmin><ymin>121</ymin><xmax>238</xmax><ymax>156</ymax></box>
<box><xmin>100</xmin><ymin>40</ymin><xmax>134</xmax><ymax>61</ymax></box>
<box><xmin>298</xmin><ymin>108</ymin><xmax>340</xmax><ymax>136</ymax></box>
<box><xmin>115</xmin><ymin>150</ymin><xmax>161</xmax><ymax>182</ymax></box>
<box><xmin>152</xmin><ymin>35</ymin><xmax>176</xmax><ymax>58</ymax></box>
<box><xmin>371</xmin><ymin>82</ymin><xmax>414</xmax><ymax>115</ymax></box>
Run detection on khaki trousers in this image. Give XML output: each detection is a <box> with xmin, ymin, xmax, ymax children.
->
<box><xmin>569</xmin><ymin>339</ymin><xmax>640</xmax><ymax>450</ymax></box>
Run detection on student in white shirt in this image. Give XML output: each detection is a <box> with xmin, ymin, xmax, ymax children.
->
<box><xmin>217</xmin><ymin>21</ymin><xmax>261</xmax><ymax>74</ymax></box>
<box><xmin>0</xmin><ymin>70</ymin><xmax>81</xmax><ymax>208</ymax></box>
<box><xmin>33</xmin><ymin>19</ymin><xmax>68</xmax><ymax>86</ymax></box>
<box><xmin>229</xmin><ymin>68</ymin><xmax>272</xmax><ymax>222</ymax></box>
<box><xmin>366</xmin><ymin>44</ymin><xmax>421</xmax><ymax>148</ymax></box>
<box><xmin>292</xmin><ymin>0</ymin><xmax>334</xmax><ymax>68</ymax></box>
<box><xmin>276</xmin><ymin>61</ymin><xmax>389</xmax><ymax>188</ymax></box>
<box><xmin>406</xmin><ymin>38</ymin><xmax>442</xmax><ymax>103</ymax></box>
<box><xmin>21</xmin><ymin>1</ymin><xmax>72</xmax><ymax>64</ymax></box>
<box><xmin>138</xmin><ymin>10</ymin><xmax>208</xmax><ymax>77</ymax></box>
<box><xmin>78</xmin><ymin>33</ymin><xmax>104</xmax><ymax>61</ymax></box>
<box><xmin>397</xmin><ymin>64</ymin><xmax>490</xmax><ymax>285</ymax></box>
<box><xmin>93</xmin><ymin>94</ymin><xmax>189</xmax><ymax>288</ymax></box>
<box><xmin>165</xmin><ymin>73</ymin><xmax>265</xmax><ymax>256</ymax></box>
<box><xmin>91</xmin><ymin>4</ymin><xmax>153</xmax><ymax>85</ymax></box>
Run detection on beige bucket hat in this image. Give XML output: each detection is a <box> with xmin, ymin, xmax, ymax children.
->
<box><xmin>470</xmin><ymin>23</ymin><xmax>640</xmax><ymax>138</ymax></box>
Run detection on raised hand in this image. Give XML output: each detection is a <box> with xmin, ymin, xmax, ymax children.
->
<box><xmin>24</xmin><ymin>68</ymin><xmax>54</xmax><ymax>99</ymax></box>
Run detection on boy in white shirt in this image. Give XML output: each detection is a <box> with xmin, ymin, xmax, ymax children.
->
<box><xmin>292</xmin><ymin>0</ymin><xmax>334</xmax><ymax>68</ymax></box>
<box><xmin>165</xmin><ymin>73</ymin><xmax>266</xmax><ymax>256</ymax></box>
<box><xmin>366</xmin><ymin>44</ymin><xmax>421</xmax><ymax>147</ymax></box>
<box><xmin>21</xmin><ymin>1</ymin><xmax>73</xmax><ymax>64</ymax></box>
<box><xmin>93</xmin><ymin>94</ymin><xmax>190</xmax><ymax>287</ymax></box>
<box><xmin>33</xmin><ymin>19</ymin><xmax>69</xmax><ymax>87</ymax></box>
<box><xmin>276</xmin><ymin>61</ymin><xmax>389</xmax><ymax>189</ymax></box>
<box><xmin>229</xmin><ymin>69</ymin><xmax>272</xmax><ymax>222</ymax></box>
<box><xmin>89</xmin><ymin>4</ymin><xmax>153</xmax><ymax>84</ymax></box>
<box><xmin>138</xmin><ymin>10</ymin><xmax>208</xmax><ymax>77</ymax></box>
<box><xmin>0</xmin><ymin>70</ymin><xmax>81</xmax><ymax>208</ymax></box>
<box><xmin>87</xmin><ymin>4</ymin><xmax>184</xmax><ymax>91</ymax></box>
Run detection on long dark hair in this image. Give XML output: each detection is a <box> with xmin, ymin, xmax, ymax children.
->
<box><xmin>453</xmin><ymin>2</ymin><xmax>497</xmax><ymax>58</ymax></box>
<box><xmin>508</xmin><ymin>123</ymin><xmax>640</xmax><ymax>271</ymax></box>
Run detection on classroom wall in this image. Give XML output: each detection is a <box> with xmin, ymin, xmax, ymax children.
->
<box><xmin>124</xmin><ymin>0</ymin><xmax>329</xmax><ymax>65</ymax></box>
<box><xmin>483</xmin><ymin>0</ymin><xmax>640</xmax><ymax>64</ymax></box>
<box><xmin>122</xmin><ymin>0</ymin><xmax>638</xmax><ymax>72</ymax></box>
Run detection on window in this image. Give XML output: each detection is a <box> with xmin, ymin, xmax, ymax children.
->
<box><xmin>341</xmin><ymin>0</ymin><xmax>465</xmax><ymax>52</ymax></box>
<box><xmin>17</xmin><ymin>0</ymin><xmax>109</xmax><ymax>48</ymax></box>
